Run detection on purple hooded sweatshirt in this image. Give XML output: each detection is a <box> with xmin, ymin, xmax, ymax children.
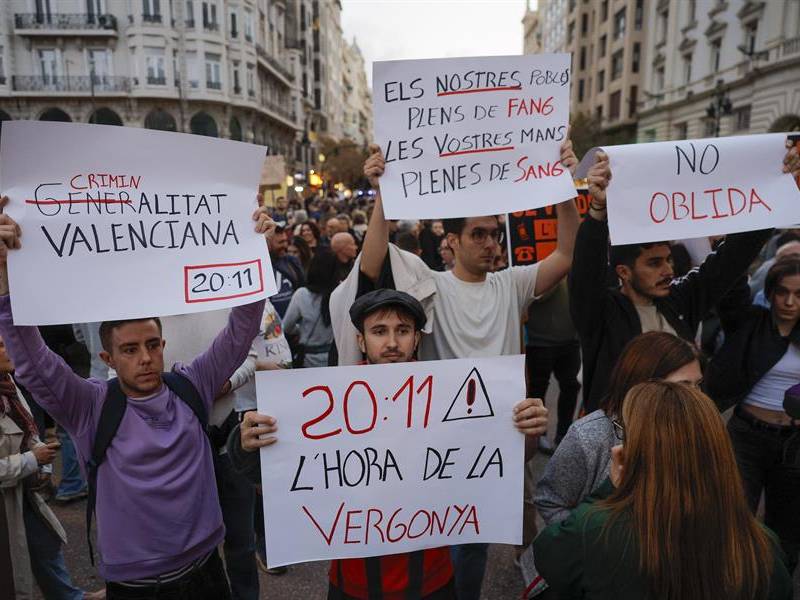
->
<box><xmin>0</xmin><ymin>296</ymin><xmax>265</xmax><ymax>581</ymax></box>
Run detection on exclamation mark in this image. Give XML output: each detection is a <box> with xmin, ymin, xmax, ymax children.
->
<box><xmin>466</xmin><ymin>379</ymin><xmax>476</xmax><ymax>414</ymax></box>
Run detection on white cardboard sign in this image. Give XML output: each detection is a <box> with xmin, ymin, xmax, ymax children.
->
<box><xmin>373</xmin><ymin>54</ymin><xmax>576</xmax><ymax>219</ymax></box>
<box><xmin>0</xmin><ymin>121</ymin><xmax>276</xmax><ymax>325</ymax></box>
<box><xmin>575</xmin><ymin>133</ymin><xmax>800</xmax><ymax>245</ymax></box>
<box><xmin>256</xmin><ymin>355</ymin><xmax>525</xmax><ymax>567</ymax></box>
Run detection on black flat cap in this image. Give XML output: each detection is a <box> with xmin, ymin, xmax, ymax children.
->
<box><xmin>349</xmin><ymin>289</ymin><xmax>427</xmax><ymax>331</ymax></box>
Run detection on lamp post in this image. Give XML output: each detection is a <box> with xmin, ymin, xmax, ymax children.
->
<box><xmin>706</xmin><ymin>79</ymin><xmax>733</xmax><ymax>138</ymax></box>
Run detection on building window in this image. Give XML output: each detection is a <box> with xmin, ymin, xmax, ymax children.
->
<box><xmin>579</xmin><ymin>46</ymin><xmax>587</xmax><ymax>70</ymax></box>
<box><xmin>86</xmin><ymin>0</ymin><xmax>105</xmax><ymax>22</ymax></box>
<box><xmin>599</xmin><ymin>34</ymin><xmax>607</xmax><ymax>57</ymax></box>
<box><xmin>687</xmin><ymin>0</ymin><xmax>697</xmax><ymax>25</ymax></box>
<box><xmin>567</xmin><ymin>21</ymin><xmax>575</xmax><ymax>44</ymax></box>
<box><xmin>142</xmin><ymin>0</ymin><xmax>161</xmax><ymax>23</ymax></box>
<box><xmin>596</xmin><ymin>104</ymin><xmax>603</xmax><ymax>121</ymax></box>
<box><xmin>185</xmin><ymin>0</ymin><xmax>194</xmax><ymax>27</ymax></box>
<box><xmin>635</xmin><ymin>0</ymin><xmax>644</xmax><ymax>29</ymax></box>
<box><xmin>598</xmin><ymin>69</ymin><xmax>605</xmax><ymax>92</ymax></box>
<box><xmin>674</xmin><ymin>122</ymin><xmax>688</xmax><ymax>140</ymax></box>
<box><xmin>246</xmin><ymin>63</ymin><xmax>255</xmax><ymax>97</ymax></box>
<box><xmin>88</xmin><ymin>48</ymin><xmax>111</xmax><ymax>82</ymax></box>
<box><xmin>683</xmin><ymin>53</ymin><xmax>692</xmax><ymax>84</ymax></box>
<box><xmin>205</xmin><ymin>53</ymin><xmax>221</xmax><ymax>89</ymax></box>
<box><xmin>710</xmin><ymin>38</ymin><xmax>722</xmax><ymax>72</ymax></box>
<box><xmin>601</xmin><ymin>0</ymin><xmax>608</xmax><ymax>22</ymax></box>
<box><xmin>744</xmin><ymin>21</ymin><xmax>758</xmax><ymax>55</ymax></box>
<box><xmin>581</xmin><ymin>13</ymin><xmax>588</xmax><ymax>34</ymax></box>
<box><xmin>704</xmin><ymin>119</ymin><xmax>717</xmax><ymax>137</ymax></box>
<box><xmin>658</xmin><ymin>8</ymin><xmax>669</xmax><ymax>43</ymax></box>
<box><xmin>244</xmin><ymin>10</ymin><xmax>254</xmax><ymax>42</ymax></box>
<box><xmin>734</xmin><ymin>105</ymin><xmax>751</xmax><ymax>131</ymax></box>
<box><xmin>0</xmin><ymin>48</ymin><xmax>5</xmax><ymax>84</ymax></box>
<box><xmin>629</xmin><ymin>85</ymin><xmax>638</xmax><ymax>118</ymax></box>
<box><xmin>146</xmin><ymin>50</ymin><xmax>166</xmax><ymax>84</ymax></box>
<box><xmin>613</xmin><ymin>7</ymin><xmax>626</xmax><ymax>39</ymax></box>
<box><xmin>632</xmin><ymin>42</ymin><xmax>640</xmax><ymax>73</ymax></box>
<box><xmin>578</xmin><ymin>78</ymin><xmax>585</xmax><ymax>102</ymax></box>
<box><xmin>38</xmin><ymin>49</ymin><xmax>60</xmax><ymax>86</ymax></box>
<box><xmin>643</xmin><ymin>129</ymin><xmax>656</xmax><ymax>142</ymax></box>
<box><xmin>232</xmin><ymin>61</ymin><xmax>240</xmax><ymax>93</ymax></box>
<box><xmin>229</xmin><ymin>10</ymin><xmax>237</xmax><ymax>38</ymax></box>
<box><xmin>611</xmin><ymin>49</ymin><xmax>624</xmax><ymax>80</ymax></box>
<box><xmin>609</xmin><ymin>91</ymin><xmax>621</xmax><ymax>121</ymax></box>
<box><xmin>202</xmin><ymin>1</ymin><xmax>218</xmax><ymax>31</ymax></box>
<box><xmin>655</xmin><ymin>65</ymin><xmax>665</xmax><ymax>91</ymax></box>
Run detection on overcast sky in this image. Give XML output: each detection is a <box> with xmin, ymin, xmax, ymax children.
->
<box><xmin>341</xmin><ymin>0</ymin><xmax>532</xmax><ymax>86</ymax></box>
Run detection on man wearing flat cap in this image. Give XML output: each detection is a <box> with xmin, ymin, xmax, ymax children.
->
<box><xmin>229</xmin><ymin>289</ymin><xmax>548</xmax><ymax>600</ymax></box>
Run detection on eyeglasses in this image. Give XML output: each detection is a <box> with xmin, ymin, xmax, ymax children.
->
<box><xmin>612</xmin><ymin>419</ymin><xmax>625</xmax><ymax>442</ymax></box>
<box><xmin>468</xmin><ymin>227</ymin><xmax>503</xmax><ymax>245</ymax></box>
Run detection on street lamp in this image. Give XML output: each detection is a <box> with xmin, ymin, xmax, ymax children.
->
<box><xmin>706</xmin><ymin>79</ymin><xmax>733</xmax><ymax>138</ymax></box>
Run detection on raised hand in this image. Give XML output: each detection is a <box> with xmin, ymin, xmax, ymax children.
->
<box><xmin>364</xmin><ymin>144</ymin><xmax>385</xmax><ymax>190</ymax></box>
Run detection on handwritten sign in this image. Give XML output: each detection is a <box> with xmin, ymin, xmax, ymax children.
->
<box><xmin>507</xmin><ymin>186</ymin><xmax>590</xmax><ymax>266</ymax></box>
<box><xmin>256</xmin><ymin>355</ymin><xmax>525</xmax><ymax>567</ymax></box>
<box><xmin>0</xmin><ymin>121</ymin><xmax>276</xmax><ymax>325</ymax></box>
<box><xmin>575</xmin><ymin>133</ymin><xmax>800</xmax><ymax>245</ymax></box>
<box><xmin>373</xmin><ymin>54</ymin><xmax>576</xmax><ymax>219</ymax></box>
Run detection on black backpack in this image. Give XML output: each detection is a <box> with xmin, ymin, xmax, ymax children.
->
<box><xmin>85</xmin><ymin>372</ymin><xmax>207</xmax><ymax>565</ymax></box>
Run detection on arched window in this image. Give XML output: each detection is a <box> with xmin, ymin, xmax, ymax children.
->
<box><xmin>89</xmin><ymin>107</ymin><xmax>123</xmax><ymax>126</ymax></box>
<box><xmin>39</xmin><ymin>108</ymin><xmax>72</xmax><ymax>122</ymax></box>
<box><xmin>190</xmin><ymin>112</ymin><xmax>218</xmax><ymax>137</ymax></box>
<box><xmin>229</xmin><ymin>116</ymin><xmax>243</xmax><ymax>141</ymax></box>
<box><xmin>144</xmin><ymin>108</ymin><xmax>177</xmax><ymax>131</ymax></box>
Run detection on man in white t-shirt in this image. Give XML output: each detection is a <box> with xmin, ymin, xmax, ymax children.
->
<box><xmin>359</xmin><ymin>141</ymin><xmax>580</xmax><ymax>600</ymax></box>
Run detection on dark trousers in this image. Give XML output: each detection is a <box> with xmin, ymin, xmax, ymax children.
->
<box><xmin>105</xmin><ymin>550</ymin><xmax>231</xmax><ymax>600</ymax></box>
<box><xmin>728</xmin><ymin>411</ymin><xmax>800</xmax><ymax>574</ymax></box>
<box><xmin>525</xmin><ymin>342</ymin><xmax>581</xmax><ymax>441</ymax></box>
<box><xmin>214</xmin><ymin>452</ymin><xmax>260</xmax><ymax>600</ymax></box>
<box><xmin>327</xmin><ymin>578</ymin><xmax>456</xmax><ymax>599</ymax></box>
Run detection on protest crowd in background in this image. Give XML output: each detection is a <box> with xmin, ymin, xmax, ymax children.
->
<box><xmin>2</xmin><ymin>113</ymin><xmax>800</xmax><ymax>600</ymax></box>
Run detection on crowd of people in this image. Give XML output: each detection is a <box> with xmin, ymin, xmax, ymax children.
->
<box><xmin>1</xmin><ymin>135</ymin><xmax>799</xmax><ymax>600</ymax></box>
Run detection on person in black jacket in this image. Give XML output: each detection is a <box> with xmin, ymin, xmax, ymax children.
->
<box><xmin>706</xmin><ymin>257</ymin><xmax>800</xmax><ymax>575</ymax></box>
<box><xmin>572</xmin><ymin>145</ymin><xmax>800</xmax><ymax>413</ymax></box>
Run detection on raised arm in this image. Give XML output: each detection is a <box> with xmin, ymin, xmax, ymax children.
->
<box><xmin>534</xmin><ymin>139</ymin><xmax>580</xmax><ymax>297</ymax></box>
<box><xmin>360</xmin><ymin>144</ymin><xmax>390</xmax><ymax>282</ymax></box>
<box><xmin>0</xmin><ymin>198</ymin><xmax>101</xmax><ymax>436</ymax></box>
<box><xmin>568</xmin><ymin>152</ymin><xmax>612</xmax><ymax>335</ymax></box>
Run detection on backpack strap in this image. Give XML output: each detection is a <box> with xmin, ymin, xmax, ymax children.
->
<box><xmin>86</xmin><ymin>378</ymin><xmax>127</xmax><ymax>566</ymax></box>
<box><xmin>162</xmin><ymin>371</ymin><xmax>207</xmax><ymax>430</ymax></box>
<box><xmin>85</xmin><ymin>372</ymin><xmax>206</xmax><ymax>566</ymax></box>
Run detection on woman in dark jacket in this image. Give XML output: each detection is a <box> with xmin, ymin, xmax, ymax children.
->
<box><xmin>705</xmin><ymin>257</ymin><xmax>800</xmax><ymax>576</ymax></box>
<box><xmin>534</xmin><ymin>382</ymin><xmax>792</xmax><ymax>600</ymax></box>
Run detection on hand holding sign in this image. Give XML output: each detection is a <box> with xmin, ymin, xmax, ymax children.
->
<box><xmin>576</xmin><ymin>133</ymin><xmax>800</xmax><ymax>245</ymax></box>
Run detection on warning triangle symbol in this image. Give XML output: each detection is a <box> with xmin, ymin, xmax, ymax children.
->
<box><xmin>442</xmin><ymin>368</ymin><xmax>494</xmax><ymax>422</ymax></box>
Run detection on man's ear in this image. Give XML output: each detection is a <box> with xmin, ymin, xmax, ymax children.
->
<box><xmin>446</xmin><ymin>232</ymin><xmax>459</xmax><ymax>252</ymax></box>
<box><xmin>615</xmin><ymin>264</ymin><xmax>631</xmax><ymax>283</ymax></box>
<box><xmin>356</xmin><ymin>332</ymin><xmax>366</xmax><ymax>355</ymax></box>
<box><xmin>413</xmin><ymin>331</ymin><xmax>421</xmax><ymax>352</ymax></box>
<box><xmin>99</xmin><ymin>350</ymin><xmax>114</xmax><ymax>369</ymax></box>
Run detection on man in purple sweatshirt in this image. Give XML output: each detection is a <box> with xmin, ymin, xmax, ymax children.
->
<box><xmin>0</xmin><ymin>198</ymin><xmax>272</xmax><ymax>599</ymax></box>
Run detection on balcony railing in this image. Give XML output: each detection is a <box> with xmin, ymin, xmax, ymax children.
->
<box><xmin>142</xmin><ymin>13</ymin><xmax>163</xmax><ymax>24</ymax></box>
<box><xmin>15</xmin><ymin>13</ymin><xmax>117</xmax><ymax>31</ymax></box>
<box><xmin>185</xmin><ymin>19</ymin><xmax>195</xmax><ymax>28</ymax></box>
<box><xmin>264</xmin><ymin>99</ymin><xmax>295</xmax><ymax>123</ymax></box>
<box><xmin>13</xmin><ymin>75</ymin><xmax>130</xmax><ymax>92</ymax></box>
<box><xmin>203</xmin><ymin>21</ymin><xmax>219</xmax><ymax>32</ymax></box>
<box><xmin>146</xmin><ymin>75</ymin><xmax>167</xmax><ymax>85</ymax></box>
<box><xmin>207</xmin><ymin>80</ymin><xmax>222</xmax><ymax>90</ymax></box>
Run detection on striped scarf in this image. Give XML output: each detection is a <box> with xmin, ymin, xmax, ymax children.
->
<box><xmin>0</xmin><ymin>374</ymin><xmax>38</xmax><ymax>450</ymax></box>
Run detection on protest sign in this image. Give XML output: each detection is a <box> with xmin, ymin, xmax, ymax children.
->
<box><xmin>256</xmin><ymin>355</ymin><xmax>525</xmax><ymax>567</ymax></box>
<box><xmin>0</xmin><ymin>121</ymin><xmax>276</xmax><ymax>325</ymax></box>
<box><xmin>507</xmin><ymin>186</ymin><xmax>590</xmax><ymax>266</ymax></box>
<box><xmin>575</xmin><ymin>133</ymin><xmax>800</xmax><ymax>245</ymax></box>
<box><xmin>373</xmin><ymin>54</ymin><xmax>576</xmax><ymax>219</ymax></box>
<box><xmin>260</xmin><ymin>154</ymin><xmax>286</xmax><ymax>187</ymax></box>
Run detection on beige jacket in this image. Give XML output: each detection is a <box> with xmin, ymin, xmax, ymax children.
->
<box><xmin>0</xmin><ymin>394</ymin><xmax>67</xmax><ymax>599</ymax></box>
